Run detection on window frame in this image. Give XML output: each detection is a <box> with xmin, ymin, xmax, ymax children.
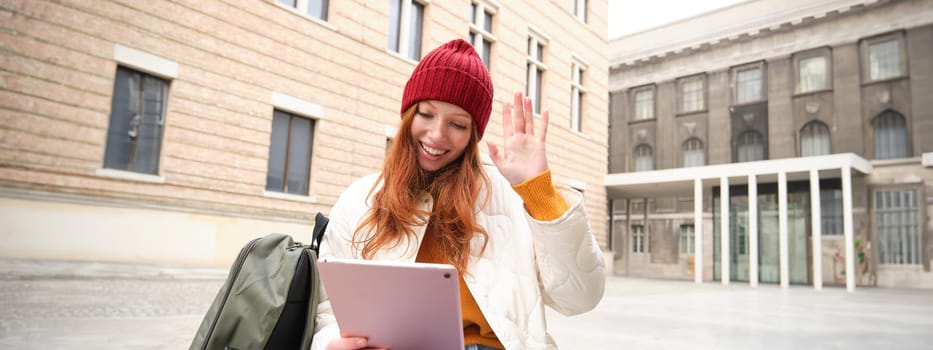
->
<box><xmin>631</xmin><ymin>224</ymin><xmax>645</xmax><ymax>253</ymax></box>
<box><xmin>860</xmin><ymin>31</ymin><xmax>908</xmax><ymax>84</ymax></box>
<box><xmin>275</xmin><ymin>0</ymin><xmax>330</xmax><ymax>22</ymax></box>
<box><xmin>735</xmin><ymin>130</ymin><xmax>766</xmax><ymax>162</ymax></box>
<box><xmin>820</xmin><ymin>188</ymin><xmax>844</xmax><ymax>236</ymax></box>
<box><xmin>631</xmin><ymin>85</ymin><xmax>655</xmax><ymax>121</ymax></box>
<box><xmin>677</xmin><ymin>74</ymin><xmax>706</xmax><ymax>114</ymax></box>
<box><xmin>265</xmin><ymin>110</ymin><xmax>316</xmax><ymax>198</ymax></box>
<box><xmin>872</xmin><ymin>187</ymin><xmax>924</xmax><ymax>265</ymax></box>
<box><xmin>799</xmin><ymin>120</ymin><xmax>832</xmax><ymax>157</ymax></box>
<box><xmin>102</xmin><ymin>66</ymin><xmax>171</xmax><ymax>177</ymax></box>
<box><xmin>573</xmin><ymin>0</ymin><xmax>587</xmax><ymax>23</ymax></box>
<box><xmin>98</xmin><ymin>45</ymin><xmax>178</xmax><ymax>183</ymax></box>
<box><xmin>570</xmin><ymin>56</ymin><xmax>588</xmax><ymax>133</ymax></box>
<box><xmin>731</xmin><ymin>61</ymin><xmax>767</xmax><ymax>105</ymax></box>
<box><xmin>526</xmin><ymin>27</ymin><xmax>550</xmax><ymax>115</ymax></box>
<box><xmin>682</xmin><ymin>137</ymin><xmax>706</xmax><ymax>167</ymax></box>
<box><xmin>793</xmin><ymin>47</ymin><xmax>832</xmax><ymax>95</ymax></box>
<box><xmin>633</xmin><ymin>143</ymin><xmax>654</xmax><ymax>172</ymax></box>
<box><xmin>469</xmin><ymin>0</ymin><xmax>498</xmax><ymax>69</ymax></box>
<box><xmin>264</xmin><ymin>93</ymin><xmax>326</xmax><ymax>202</ymax></box>
<box><xmin>680</xmin><ymin>224</ymin><xmax>695</xmax><ymax>255</ymax></box>
<box><xmin>871</xmin><ymin>110</ymin><xmax>910</xmax><ymax>160</ymax></box>
<box><xmin>388</xmin><ymin>0</ymin><xmax>426</xmax><ymax>61</ymax></box>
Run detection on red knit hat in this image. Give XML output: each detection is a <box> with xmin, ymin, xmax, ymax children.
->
<box><xmin>401</xmin><ymin>39</ymin><xmax>494</xmax><ymax>140</ymax></box>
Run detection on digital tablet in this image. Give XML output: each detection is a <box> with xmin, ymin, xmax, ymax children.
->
<box><xmin>316</xmin><ymin>258</ymin><xmax>464</xmax><ymax>350</ymax></box>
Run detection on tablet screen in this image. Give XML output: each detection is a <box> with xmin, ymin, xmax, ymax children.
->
<box><xmin>316</xmin><ymin>258</ymin><xmax>465</xmax><ymax>350</ymax></box>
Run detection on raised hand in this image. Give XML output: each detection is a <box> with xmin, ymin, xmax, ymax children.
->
<box><xmin>487</xmin><ymin>92</ymin><xmax>550</xmax><ymax>185</ymax></box>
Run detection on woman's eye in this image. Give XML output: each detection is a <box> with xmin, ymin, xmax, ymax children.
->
<box><xmin>451</xmin><ymin>123</ymin><xmax>468</xmax><ymax>130</ymax></box>
<box><xmin>417</xmin><ymin>112</ymin><xmax>433</xmax><ymax>119</ymax></box>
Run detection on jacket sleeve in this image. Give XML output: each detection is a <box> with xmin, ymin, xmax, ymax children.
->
<box><xmin>310</xmin><ymin>176</ymin><xmax>372</xmax><ymax>350</ymax></box>
<box><xmin>526</xmin><ymin>186</ymin><xmax>606</xmax><ymax>316</ymax></box>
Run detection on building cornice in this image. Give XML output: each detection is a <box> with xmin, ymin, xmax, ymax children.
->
<box><xmin>609</xmin><ymin>0</ymin><xmax>888</xmax><ymax>69</ymax></box>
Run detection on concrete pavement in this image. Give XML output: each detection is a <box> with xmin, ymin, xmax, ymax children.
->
<box><xmin>2</xmin><ymin>259</ymin><xmax>933</xmax><ymax>349</ymax></box>
<box><xmin>0</xmin><ymin>259</ymin><xmax>225</xmax><ymax>349</ymax></box>
<box><xmin>547</xmin><ymin>277</ymin><xmax>933</xmax><ymax>349</ymax></box>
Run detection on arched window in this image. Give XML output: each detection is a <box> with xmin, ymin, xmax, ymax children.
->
<box><xmin>736</xmin><ymin>131</ymin><xmax>765</xmax><ymax>162</ymax></box>
<box><xmin>634</xmin><ymin>144</ymin><xmax>653</xmax><ymax>171</ymax></box>
<box><xmin>682</xmin><ymin>138</ymin><xmax>705</xmax><ymax>167</ymax></box>
<box><xmin>873</xmin><ymin>111</ymin><xmax>908</xmax><ymax>159</ymax></box>
<box><xmin>800</xmin><ymin>121</ymin><xmax>831</xmax><ymax>157</ymax></box>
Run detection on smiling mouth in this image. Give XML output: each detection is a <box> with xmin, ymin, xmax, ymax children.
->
<box><xmin>421</xmin><ymin>142</ymin><xmax>447</xmax><ymax>157</ymax></box>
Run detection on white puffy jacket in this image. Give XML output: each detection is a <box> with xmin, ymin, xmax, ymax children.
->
<box><xmin>312</xmin><ymin>166</ymin><xmax>606</xmax><ymax>350</ymax></box>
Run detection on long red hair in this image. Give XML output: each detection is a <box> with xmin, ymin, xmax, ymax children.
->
<box><xmin>353</xmin><ymin>104</ymin><xmax>490</xmax><ymax>273</ymax></box>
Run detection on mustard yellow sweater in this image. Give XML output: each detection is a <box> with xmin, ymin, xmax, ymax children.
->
<box><xmin>415</xmin><ymin>170</ymin><xmax>568</xmax><ymax>349</ymax></box>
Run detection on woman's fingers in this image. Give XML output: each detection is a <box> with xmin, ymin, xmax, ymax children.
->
<box><xmin>503</xmin><ymin>92</ymin><xmax>548</xmax><ymax>141</ymax></box>
<box><xmin>538</xmin><ymin>110</ymin><xmax>549</xmax><ymax>143</ymax></box>
<box><xmin>487</xmin><ymin>142</ymin><xmax>500</xmax><ymax>161</ymax></box>
<box><xmin>512</xmin><ymin>92</ymin><xmax>525</xmax><ymax>134</ymax></box>
<box><xmin>327</xmin><ymin>337</ymin><xmax>370</xmax><ymax>350</ymax></box>
<box><xmin>502</xmin><ymin>101</ymin><xmax>513</xmax><ymax>138</ymax></box>
<box><xmin>523</xmin><ymin>95</ymin><xmax>534</xmax><ymax>137</ymax></box>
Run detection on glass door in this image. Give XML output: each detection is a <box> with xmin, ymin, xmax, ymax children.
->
<box><xmin>713</xmin><ymin>191</ymin><xmax>751</xmax><ymax>282</ymax></box>
<box><xmin>758</xmin><ymin>191</ymin><xmax>809</xmax><ymax>284</ymax></box>
<box><xmin>715</xmin><ymin>184</ymin><xmax>810</xmax><ymax>284</ymax></box>
<box><xmin>788</xmin><ymin>192</ymin><xmax>809</xmax><ymax>284</ymax></box>
<box><xmin>758</xmin><ymin>193</ymin><xmax>780</xmax><ymax>283</ymax></box>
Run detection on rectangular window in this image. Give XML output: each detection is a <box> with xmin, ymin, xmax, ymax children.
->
<box><xmin>632</xmin><ymin>224</ymin><xmax>645</xmax><ymax>253</ymax></box>
<box><xmin>680</xmin><ymin>224</ymin><xmax>695</xmax><ymax>254</ymax></box>
<box><xmin>798</xmin><ymin>56</ymin><xmax>827</xmax><ymax>93</ymax></box>
<box><xmin>276</xmin><ymin>0</ymin><xmax>328</xmax><ymax>20</ymax></box>
<box><xmin>573</xmin><ymin>0</ymin><xmax>587</xmax><ymax>22</ymax></box>
<box><xmin>736</xmin><ymin>131</ymin><xmax>765</xmax><ymax>162</ymax></box>
<box><xmin>633</xmin><ymin>88</ymin><xmax>654</xmax><ymax>120</ymax></box>
<box><xmin>469</xmin><ymin>1</ymin><xmax>497</xmax><ymax>68</ymax></box>
<box><xmin>388</xmin><ymin>0</ymin><xmax>425</xmax><ymax>60</ymax></box>
<box><xmin>737</xmin><ymin>231</ymin><xmax>746</xmax><ymax>255</ymax></box>
<box><xmin>526</xmin><ymin>31</ymin><xmax>548</xmax><ymax>114</ymax></box>
<box><xmin>869</xmin><ymin>40</ymin><xmax>900</xmax><ymax>81</ymax></box>
<box><xmin>388</xmin><ymin>0</ymin><xmax>401</xmax><ymax>52</ymax></box>
<box><xmin>874</xmin><ymin>189</ymin><xmax>921</xmax><ymax>265</ymax></box>
<box><xmin>266</xmin><ymin>110</ymin><xmax>315</xmax><ymax>195</ymax></box>
<box><xmin>679</xmin><ymin>76</ymin><xmax>705</xmax><ymax>113</ymax></box>
<box><xmin>735</xmin><ymin>66</ymin><xmax>762</xmax><ymax>104</ymax></box>
<box><xmin>821</xmin><ymin>189</ymin><xmax>843</xmax><ymax>235</ymax></box>
<box><xmin>570</xmin><ymin>58</ymin><xmax>587</xmax><ymax>132</ymax></box>
<box><xmin>103</xmin><ymin>67</ymin><xmax>169</xmax><ymax>175</ymax></box>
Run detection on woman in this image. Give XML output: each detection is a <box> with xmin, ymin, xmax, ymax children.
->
<box><xmin>313</xmin><ymin>39</ymin><xmax>605</xmax><ymax>350</ymax></box>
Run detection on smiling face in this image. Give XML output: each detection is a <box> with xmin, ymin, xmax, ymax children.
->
<box><xmin>409</xmin><ymin>100</ymin><xmax>474</xmax><ymax>172</ymax></box>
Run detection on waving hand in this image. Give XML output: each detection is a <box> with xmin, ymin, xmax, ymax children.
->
<box><xmin>487</xmin><ymin>92</ymin><xmax>550</xmax><ymax>185</ymax></box>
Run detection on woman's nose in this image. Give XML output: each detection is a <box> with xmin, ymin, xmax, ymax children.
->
<box><xmin>426</xmin><ymin>119</ymin><xmax>445</xmax><ymax>140</ymax></box>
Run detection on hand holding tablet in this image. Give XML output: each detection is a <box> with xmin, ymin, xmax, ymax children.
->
<box><xmin>316</xmin><ymin>258</ymin><xmax>465</xmax><ymax>350</ymax></box>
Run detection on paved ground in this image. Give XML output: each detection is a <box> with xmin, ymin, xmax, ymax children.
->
<box><xmin>1</xmin><ymin>259</ymin><xmax>932</xmax><ymax>349</ymax></box>
<box><xmin>547</xmin><ymin>277</ymin><xmax>933</xmax><ymax>349</ymax></box>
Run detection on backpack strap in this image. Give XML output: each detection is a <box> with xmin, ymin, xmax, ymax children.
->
<box><xmin>311</xmin><ymin>212</ymin><xmax>329</xmax><ymax>253</ymax></box>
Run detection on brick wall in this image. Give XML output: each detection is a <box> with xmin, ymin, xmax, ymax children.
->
<box><xmin>0</xmin><ymin>0</ymin><xmax>611</xmax><ymax>260</ymax></box>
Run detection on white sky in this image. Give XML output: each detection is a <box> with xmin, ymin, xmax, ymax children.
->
<box><xmin>608</xmin><ymin>0</ymin><xmax>746</xmax><ymax>39</ymax></box>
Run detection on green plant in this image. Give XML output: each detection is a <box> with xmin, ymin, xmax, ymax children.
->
<box><xmin>855</xmin><ymin>238</ymin><xmax>865</xmax><ymax>264</ymax></box>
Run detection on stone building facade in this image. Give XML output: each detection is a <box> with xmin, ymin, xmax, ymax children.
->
<box><xmin>0</xmin><ymin>0</ymin><xmax>609</xmax><ymax>266</ymax></box>
<box><xmin>608</xmin><ymin>0</ymin><xmax>933</xmax><ymax>289</ymax></box>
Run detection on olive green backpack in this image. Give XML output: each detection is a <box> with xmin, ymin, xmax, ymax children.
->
<box><xmin>189</xmin><ymin>212</ymin><xmax>329</xmax><ymax>350</ymax></box>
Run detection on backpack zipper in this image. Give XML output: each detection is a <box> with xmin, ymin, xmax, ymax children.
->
<box><xmin>201</xmin><ymin>236</ymin><xmax>263</xmax><ymax>349</ymax></box>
